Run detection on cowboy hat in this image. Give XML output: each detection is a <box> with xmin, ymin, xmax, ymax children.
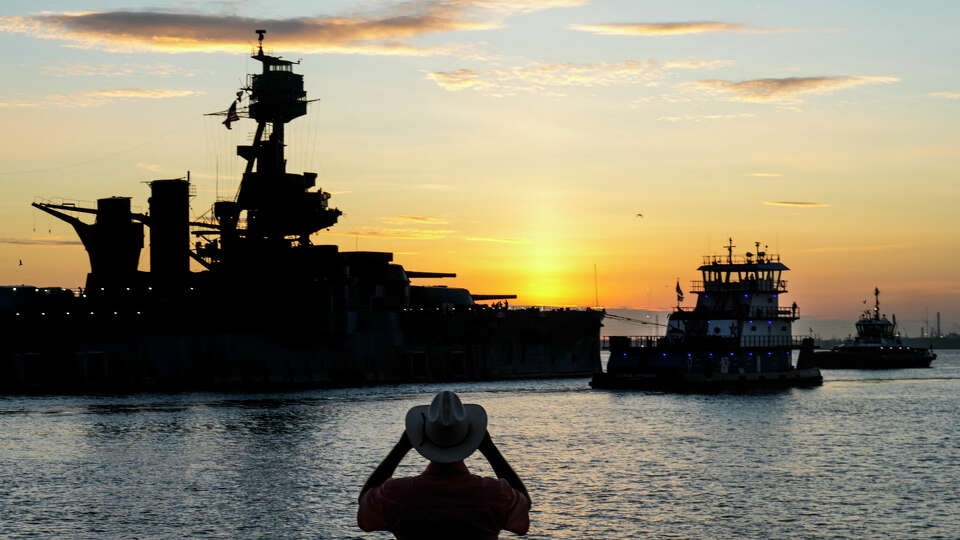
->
<box><xmin>405</xmin><ymin>391</ymin><xmax>487</xmax><ymax>463</ymax></box>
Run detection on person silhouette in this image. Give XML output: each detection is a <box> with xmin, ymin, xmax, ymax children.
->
<box><xmin>358</xmin><ymin>391</ymin><xmax>531</xmax><ymax>539</ymax></box>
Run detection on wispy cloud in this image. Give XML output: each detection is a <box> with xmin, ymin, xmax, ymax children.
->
<box><xmin>380</xmin><ymin>215</ymin><xmax>449</xmax><ymax>225</ymax></box>
<box><xmin>428</xmin><ymin>59</ymin><xmax>729</xmax><ymax>96</ymax></box>
<box><xmin>662</xmin><ymin>60</ymin><xmax>734</xmax><ymax>70</ymax></box>
<box><xmin>40</xmin><ymin>63</ymin><xmax>195</xmax><ymax>77</ymax></box>
<box><xmin>0</xmin><ymin>2</ymin><xmax>584</xmax><ymax>56</ymax></box>
<box><xmin>465</xmin><ymin>236</ymin><xmax>527</xmax><ymax>244</ymax></box>
<box><xmin>763</xmin><ymin>201</ymin><xmax>830</xmax><ymax>208</ymax></box>
<box><xmin>322</xmin><ymin>228</ymin><xmax>455</xmax><ymax>240</ymax></box>
<box><xmin>425</xmin><ymin>69</ymin><xmax>492</xmax><ymax>90</ymax></box>
<box><xmin>136</xmin><ymin>162</ymin><xmax>164</xmax><ymax>173</ymax></box>
<box><xmin>570</xmin><ymin>22</ymin><xmax>789</xmax><ymax>36</ymax></box>
<box><xmin>802</xmin><ymin>243</ymin><xmax>908</xmax><ymax>253</ymax></box>
<box><xmin>45</xmin><ymin>88</ymin><xmax>205</xmax><ymax>108</ymax></box>
<box><xmin>658</xmin><ymin>113</ymin><xmax>755</xmax><ymax>122</ymax></box>
<box><xmin>2</xmin><ymin>87</ymin><xmax>203</xmax><ymax>108</ymax></box>
<box><xmin>0</xmin><ymin>236</ymin><xmax>82</xmax><ymax>246</ymax></box>
<box><xmin>929</xmin><ymin>91</ymin><xmax>960</xmax><ymax>99</ymax></box>
<box><xmin>81</xmin><ymin>88</ymin><xmax>202</xmax><ymax>99</ymax></box>
<box><xmin>746</xmin><ymin>172</ymin><xmax>783</xmax><ymax>177</ymax></box>
<box><xmin>686</xmin><ymin>76</ymin><xmax>899</xmax><ymax>103</ymax></box>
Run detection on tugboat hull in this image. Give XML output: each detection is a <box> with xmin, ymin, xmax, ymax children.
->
<box><xmin>590</xmin><ymin>367</ymin><xmax>823</xmax><ymax>391</ymax></box>
<box><xmin>816</xmin><ymin>288</ymin><xmax>937</xmax><ymax>369</ymax></box>
<box><xmin>591</xmin><ymin>338</ymin><xmax>823</xmax><ymax>392</ymax></box>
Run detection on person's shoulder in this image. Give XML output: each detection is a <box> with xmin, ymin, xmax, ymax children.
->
<box><xmin>474</xmin><ymin>475</ymin><xmax>523</xmax><ymax>498</ymax></box>
<box><xmin>376</xmin><ymin>475</ymin><xmax>420</xmax><ymax>494</ymax></box>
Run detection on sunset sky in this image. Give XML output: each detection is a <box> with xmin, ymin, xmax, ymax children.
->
<box><xmin>1</xmin><ymin>1</ymin><xmax>958</xmax><ymax>331</ymax></box>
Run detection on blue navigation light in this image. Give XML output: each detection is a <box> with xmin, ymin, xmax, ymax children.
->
<box><xmin>767</xmin><ymin>352</ymin><xmax>772</xmax><ymax>355</ymax></box>
<box><xmin>767</xmin><ymin>320</ymin><xmax>772</xmax><ymax>324</ymax></box>
<box><xmin>786</xmin><ymin>351</ymin><xmax>791</xmax><ymax>355</ymax></box>
<box><xmin>687</xmin><ymin>353</ymin><xmax>692</xmax><ymax>357</ymax></box>
<box><xmin>709</xmin><ymin>353</ymin><xmax>714</xmax><ymax>357</ymax></box>
<box><xmin>729</xmin><ymin>352</ymin><xmax>734</xmax><ymax>356</ymax></box>
<box><xmin>662</xmin><ymin>353</ymin><xmax>667</xmax><ymax>357</ymax></box>
<box><xmin>773</xmin><ymin>294</ymin><xmax>778</xmax><ymax>298</ymax></box>
<box><xmin>748</xmin><ymin>352</ymin><xmax>753</xmax><ymax>356</ymax></box>
<box><xmin>705</xmin><ymin>295</ymin><xmax>709</xmax><ymax>298</ymax></box>
<box><xmin>707</xmin><ymin>320</ymin><xmax>711</xmax><ymax>324</ymax></box>
<box><xmin>622</xmin><ymin>353</ymin><xmax>627</xmax><ymax>357</ymax></box>
<box><xmin>744</xmin><ymin>294</ymin><xmax>749</xmax><ymax>298</ymax></box>
<box><xmin>749</xmin><ymin>320</ymin><xmax>753</xmax><ymax>324</ymax></box>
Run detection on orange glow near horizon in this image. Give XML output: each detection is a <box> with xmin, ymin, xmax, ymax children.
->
<box><xmin>1</xmin><ymin>2</ymin><xmax>959</xmax><ymax>330</ymax></box>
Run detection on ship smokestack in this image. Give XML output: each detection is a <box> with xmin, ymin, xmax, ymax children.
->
<box><xmin>91</xmin><ymin>196</ymin><xmax>143</xmax><ymax>289</ymax></box>
<box><xmin>148</xmin><ymin>179</ymin><xmax>190</xmax><ymax>286</ymax></box>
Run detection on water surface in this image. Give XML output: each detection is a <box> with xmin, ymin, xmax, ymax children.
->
<box><xmin>2</xmin><ymin>352</ymin><xmax>958</xmax><ymax>538</ymax></box>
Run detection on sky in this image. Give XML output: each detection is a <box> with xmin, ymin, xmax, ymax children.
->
<box><xmin>0</xmin><ymin>0</ymin><xmax>958</xmax><ymax>333</ymax></box>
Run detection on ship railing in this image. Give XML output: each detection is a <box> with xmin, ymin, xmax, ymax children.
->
<box><xmin>689</xmin><ymin>280</ymin><xmax>788</xmax><ymax>293</ymax></box>
<box><xmin>601</xmin><ymin>336</ymin><xmax>662</xmax><ymax>350</ymax></box>
<box><xmin>701</xmin><ymin>254</ymin><xmax>782</xmax><ymax>265</ymax></box>
<box><xmin>402</xmin><ymin>305</ymin><xmax>604</xmax><ymax>314</ymax></box>
<box><xmin>505</xmin><ymin>305</ymin><xmax>604</xmax><ymax>312</ymax></box>
<box><xmin>740</xmin><ymin>335</ymin><xmax>815</xmax><ymax>348</ymax></box>
<box><xmin>601</xmin><ymin>334</ymin><xmax>817</xmax><ymax>350</ymax></box>
<box><xmin>748</xmin><ymin>307</ymin><xmax>797</xmax><ymax>319</ymax></box>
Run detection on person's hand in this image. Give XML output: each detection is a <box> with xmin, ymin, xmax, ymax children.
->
<box><xmin>478</xmin><ymin>430</ymin><xmax>495</xmax><ymax>457</ymax></box>
<box><xmin>397</xmin><ymin>430</ymin><xmax>413</xmax><ymax>452</ymax></box>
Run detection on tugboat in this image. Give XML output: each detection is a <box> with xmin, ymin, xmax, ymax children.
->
<box><xmin>814</xmin><ymin>288</ymin><xmax>935</xmax><ymax>369</ymax></box>
<box><xmin>0</xmin><ymin>30</ymin><xmax>603</xmax><ymax>393</ymax></box>
<box><xmin>591</xmin><ymin>239</ymin><xmax>822</xmax><ymax>391</ymax></box>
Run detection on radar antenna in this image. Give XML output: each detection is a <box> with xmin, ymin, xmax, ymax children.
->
<box><xmin>255</xmin><ymin>29</ymin><xmax>266</xmax><ymax>55</ymax></box>
<box><xmin>874</xmin><ymin>286</ymin><xmax>880</xmax><ymax>320</ymax></box>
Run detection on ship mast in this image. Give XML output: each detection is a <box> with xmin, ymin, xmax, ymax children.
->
<box><xmin>874</xmin><ymin>286</ymin><xmax>880</xmax><ymax>320</ymax></box>
<box><xmin>207</xmin><ymin>29</ymin><xmax>341</xmax><ymax>267</ymax></box>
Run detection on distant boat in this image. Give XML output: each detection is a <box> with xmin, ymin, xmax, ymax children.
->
<box><xmin>814</xmin><ymin>288</ymin><xmax>935</xmax><ymax>369</ymax></box>
<box><xmin>592</xmin><ymin>239</ymin><xmax>822</xmax><ymax>391</ymax></box>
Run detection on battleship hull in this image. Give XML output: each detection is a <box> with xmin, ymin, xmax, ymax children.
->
<box><xmin>1</xmin><ymin>307</ymin><xmax>602</xmax><ymax>393</ymax></box>
<box><xmin>591</xmin><ymin>338</ymin><xmax>822</xmax><ymax>391</ymax></box>
<box><xmin>813</xmin><ymin>347</ymin><xmax>935</xmax><ymax>369</ymax></box>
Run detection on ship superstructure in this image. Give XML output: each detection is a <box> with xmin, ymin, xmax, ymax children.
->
<box><xmin>666</xmin><ymin>239</ymin><xmax>799</xmax><ymax>349</ymax></box>
<box><xmin>592</xmin><ymin>239</ymin><xmax>821</xmax><ymax>390</ymax></box>
<box><xmin>814</xmin><ymin>288</ymin><xmax>935</xmax><ymax>369</ymax></box>
<box><xmin>1</xmin><ymin>30</ymin><xmax>603</xmax><ymax>392</ymax></box>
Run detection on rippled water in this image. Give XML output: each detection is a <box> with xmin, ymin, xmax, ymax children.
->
<box><xmin>2</xmin><ymin>352</ymin><xmax>959</xmax><ymax>538</ymax></box>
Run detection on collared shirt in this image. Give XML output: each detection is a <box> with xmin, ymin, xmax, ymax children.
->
<box><xmin>358</xmin><ymin>461</ymin><xmax>530</xmax><ymax>539</ymax></box>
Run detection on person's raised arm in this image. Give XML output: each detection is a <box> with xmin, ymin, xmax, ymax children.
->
<box><xmin>359</xmin><ymin>431</ymin><xmax>412</xmax><ymax>502</ymax></box>
<box><xmin>478</xmin><ymin>431</ymin><xmax>530</xmax><ymax>506</ymax></box>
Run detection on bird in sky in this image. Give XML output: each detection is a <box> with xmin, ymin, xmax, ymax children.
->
<box><xmin>635</xmin><ymin>213</ymin><xmax>644</xmax><ymax>218</ymax></box>
<box><xmin>19</xmin><ymin>259</ymin><xmax>23</xmax><ymax>266</ymax></box>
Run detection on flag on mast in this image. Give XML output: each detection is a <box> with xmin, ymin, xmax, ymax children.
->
<box><xmin>223</xmin><ymin>101</ymin><xmax>240</xmax><ymax>130</ymax></box>
<box><xmin>675</xmin><ymin>280</ymin><xmax>684</xmax><ymax>303</ymax></box>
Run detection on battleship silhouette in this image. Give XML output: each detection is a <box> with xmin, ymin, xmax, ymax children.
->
<box><xmin>1</xmin><ymin>31</ymin><xmax>603</xmax><ymax>392</ymax></box>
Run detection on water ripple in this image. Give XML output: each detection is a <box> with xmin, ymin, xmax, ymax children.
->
<box><xmin>0</xmin><ymin>353</ymin><xmax>958</xmax><ymax>537</ymax></box>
